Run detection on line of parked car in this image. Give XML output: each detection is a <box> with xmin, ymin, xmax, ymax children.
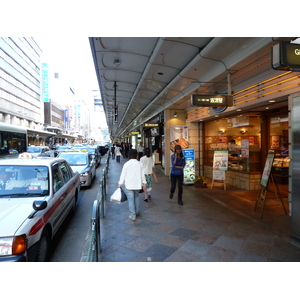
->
<box><xmin>0</xmin><ymin>143</ymin><xmax>109</xmax><ymax>262</ymax></box>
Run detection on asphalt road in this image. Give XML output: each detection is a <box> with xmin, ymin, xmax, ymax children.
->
<box><xmin>49</xmin><ymin>157</ymin><xmax>106</xmax><ymax>262</ymax></box>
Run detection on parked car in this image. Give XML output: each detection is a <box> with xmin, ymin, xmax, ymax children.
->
<box><xmin>56</xmin><ymin>145</ymin><xmax>72</xmax><ymax>154</ymax></box>
<box><xmin>27</xmin><ymin>146</ymin><xmax>51</xmax><ymax>157</ymax></box>
<box><xmin>58</xmin><ymin>151</ymin><xmax>96</xmax><ymax>188</ymax></box>
<box><xmin>98</xmin><ymin>146</ymin><xmax>107</xmax><ymax>156</ymax></box>
<box><xmin>81</xmin><ymin>147</ymin><xmax>101</xmax><ymax>167</ymax></box>
<box><xmin>49</xmin><ymin>144</ymin><xmax>60</xmax><ymax>150</ymax></box>
<box><xmin>0</xmin><ymin>153</ymin><xmax>81</xmax><ymax>262</ymax></box>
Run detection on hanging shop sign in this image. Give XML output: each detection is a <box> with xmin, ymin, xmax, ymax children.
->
<box><xmin>191</xmin><ymin>94</ymin><xmax>233</xmax><ymax>107</ymax></box>
<box><xmin>144</xmin><ymin>123</ymin><xmax>159</xmax><ymax>127</ymax></box>
<box><xmin>183</xmin><ymin>148</ymin><xmax>195</xmax><ymax>185</ymax></box>
<box><xmin>272</xmin><ymin>42</ymin><xmax>300</xmax><ymax>71</ymax></box>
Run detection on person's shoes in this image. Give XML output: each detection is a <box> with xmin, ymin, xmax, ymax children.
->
<box><xmin>136</xmin><ymin>211</ymin><xmax>140</xmax><ymax>216</ymax></box>
<box><xmin>144</xmin><ymin>198</ymin><xmax>148</xmax><ymax>202</ymax></box>
<box><xmin>129</xmin><ymin>215</ymin><xmax>136</xmax><ymax>221</ymax></box>
<box><xmin>148</xmin><ymin>195</ymin><xmax>151</xmax><ymax>200</ymax></box>
<box><xmin>178</xmin><ymin>200</ymin><xmax>183</xmax><ymax>206</ymax></box>
<box><xmin>169</xmin><ymin>193</ymin><xmax>173</xmax><ymax>199</ymax></box>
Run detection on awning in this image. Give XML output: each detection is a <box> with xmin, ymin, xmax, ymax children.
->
<box><xmin>27</xmin><ymin>129</ymin><xmax>56</xmax><ymax>137</ymax></box>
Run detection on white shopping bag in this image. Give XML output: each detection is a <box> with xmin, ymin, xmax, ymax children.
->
<box><xmin>110</xmin><ymin>187</ymin><xmax>122</xmax><ymax>202</ymax></box>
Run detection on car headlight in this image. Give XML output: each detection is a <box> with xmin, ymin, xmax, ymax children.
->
<box><xmin>0</xmin><ymin>235</ymin><xmax>27</xmax><ymax>256</ymax></box>
<box><xmin>80</xmin><ymin>172</ymin><xmax>89</xmax><ymax>177</ymax></box>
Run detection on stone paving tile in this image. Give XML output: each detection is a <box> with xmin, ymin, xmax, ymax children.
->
<box><xmin>164</xmin><ymin>249</ymin><xmax>202</xmax><ymax>262</ymax></box>
<box><xmin>159</xmin><ymin>235</ymin><xmax>188</xmax><ymax>248</ymax></box>
<box><xmin>222</xmin><ymin>228</ymin><xmax>250</xmax><ymax>241</ymax></box>
<box><xmin>142</xmin><ymin>243</ymin><xmax>178</xmax><ymax>261</ymax></box>
<box><xmin>170</xmin><ymin>228</ymin><xmax>198</xmax><ymax>239</ymax></box>
<box><xmin>99</xmin><ymin>246</ymin><xmax>140</xmax><ymax>262</ymax></box>
<box><xmin>190</xmin><ymin>232</ymin><xmax>219</xmax><ymax>245</ymax></box>
<box><xmin>245</xmin><ymin>232</ymin><xmax>275</xmax><ymax>247</ymax></box>
<box><xmin>213</xmin><ymin>236</ymin><xmax>245</xmax><ymax>251</ymax></box>
<box><xmin>108</xmin><ymin>232</ymin><xmax>137</xmax><ymax>246</ymax></box>
<box><xmin>240</xmin><ymin>241</ymin><xmax>272</xmax><ymax>258</ymax></box>
<box><xmin>233</xmin><ymin>251</ymin><xmax>269</xmax><ymax>262</ymax></box>
<box><xmin>179</xmin><ymin>239</ymin><xmax>212</xmax><ymax>256</ymax></box>
<box><xmin>142</xmin><ymin>230</ymin><xmax>168</xmax><ymax>243</ymax></box>
<box><xmin>180</xmin><ymin>221</ymin><xmax>205</xmax><ymax>231</ymax></box>
<box><xmin>205</xmin><ymin>245</ymin><xmax>238</xmax><ymax>262</ymax></box>
<box><xmin>152</xmin><ymin>223</ymin><xmax>178</xmax><ymax>234</ymax></box>
<box><xmin>124</xmin><ymin>237</ymin><xmax>155</xmax><ymax>252</ymax></box>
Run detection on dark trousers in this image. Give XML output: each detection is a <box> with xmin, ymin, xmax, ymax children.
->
<box><xmin>138</xmin><ymin>152</ymin><xmax>143</xmax><ymax>161</ymax></box>
<box><xmin>170</xmin><ymin>173</ymin><xmax>183</xmax><ymax>200</ymax></box>
<box><xmin>116</xmin><ymin>155</ymin><xmax>120</xmax><ymax>163</ymax></box>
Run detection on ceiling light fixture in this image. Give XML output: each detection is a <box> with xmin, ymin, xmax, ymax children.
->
<box><xmin>174</xmin><ymin>112</ymin><xmax>177</xmax><ymax>118</ymax></box>
<box><xmin>113</xmin><ymin>59</ymin><xmax>121</xmax><ymax>67</ymax></box>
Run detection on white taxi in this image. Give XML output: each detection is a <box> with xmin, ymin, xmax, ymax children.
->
<box><xmin>0</xmin><ymin>153</ymin><xmax>81</xmax><ymax>262</ymax></box>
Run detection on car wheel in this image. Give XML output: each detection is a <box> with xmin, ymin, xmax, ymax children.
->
<box><xmin>36</xmin><ymin>230</ymin><xmax>50</xmax><ymax>262</ymax></box>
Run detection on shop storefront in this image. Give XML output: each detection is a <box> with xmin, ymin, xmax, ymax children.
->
<box><xmin>203</xmin><ymin>107</ymin><xmax>289</xmax><ymax>191</ymax></box>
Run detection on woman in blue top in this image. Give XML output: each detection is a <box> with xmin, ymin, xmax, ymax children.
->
<box><xmin>170</xmin><ymin>144</ymin><xmax>185</xmax><ymax>206</ymax></box>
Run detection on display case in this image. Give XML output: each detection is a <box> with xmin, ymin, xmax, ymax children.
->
<box><xmin>272</xmin><ymin>157</ymin><xmax>290</xmax><ymax>184</ymax></box>
<box><xmin>204</xmin><ymin>113</ymin><xmax>262</xmax><ymax>173</ymax></box>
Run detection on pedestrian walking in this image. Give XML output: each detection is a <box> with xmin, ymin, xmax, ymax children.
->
<box><xmin>118</xmin><ymin>149</ymin><xmax>146</xmax><ymax>221</ymax></box>
<box><xmin>169</xmin><ymin>144</ymin><xmax>185</xmax><ymax>206</ymax></box>
<box><xmin>115</xmin><ymin>144</ymin><xmax>122</xmax><ymax>163</ymax></box>
<box><xmin>137</xmin><ymin>142</ymin><xmax>144</xmax><ymax>160</ymax></box>
<box><xmin>140</xmin><ymin>148</ymin><xmax>158</xmax><ymax>202</ymax></box>
<box><xmin>111</xmin><ymin>144</ymin><xmax>115</xmax><ymax>159</ymax></box>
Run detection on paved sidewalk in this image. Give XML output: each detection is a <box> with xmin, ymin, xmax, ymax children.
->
<box><xmin>97</xmin><ymin>157</ymin><xmax>300</xmax><ymax>262</ymax></box>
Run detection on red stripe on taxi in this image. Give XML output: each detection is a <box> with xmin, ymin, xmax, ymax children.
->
<box><xmin>28</xmin><ymin>181</ymin><xmax>77</xmax><ymax>236</ymax></box>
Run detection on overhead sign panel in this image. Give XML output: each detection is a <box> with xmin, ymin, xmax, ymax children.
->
<box><xmin>191</xmin><ymin>94</ymin><xmax>233</xmax><ymax>107</ymax></box>
<box><xmin>272</xmin><ymin>42</ymin><xmax>300</xmax><ymax>71</ymax></box>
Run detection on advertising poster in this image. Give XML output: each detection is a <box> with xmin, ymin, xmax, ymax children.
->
<box><xmin>213</xmin><ymin>150</ymin><xmax>228</xmax><ymax>171</ymax></box>
<box><xmin>241</xmin><ymin>139</ymin><xmax>249</xmax><ymax>158</ymax></box>
<box><xmin>170</xmin><ymin>126</ymin><xmax>189</xmax><ymax>152</ymax></box>
<box><xmin>182</xmin><ymin>148</ymin><xmax>195</xmax><ymax>185</ymax></box>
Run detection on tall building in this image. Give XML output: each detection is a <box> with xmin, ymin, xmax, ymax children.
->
<box><xmin>0</xmin><ymin>37</ymin><xmax>44</xmax><ymax>129</ymax></box>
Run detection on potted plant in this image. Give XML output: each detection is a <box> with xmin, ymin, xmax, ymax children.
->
<box><xmin>194</xmin><ymin>175</ymin><xmax>207</xmax><ymax>188</ymax></box>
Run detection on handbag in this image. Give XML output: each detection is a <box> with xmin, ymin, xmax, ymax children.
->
<box><xmin>120</xmin><ymin>187</ymin><xmax>127</xmax><ymax>202</ymax></box>
<box><xmin>139</xmin><ymin>187</ymin><xmax>144</xmax><ymax>193</ymax></box>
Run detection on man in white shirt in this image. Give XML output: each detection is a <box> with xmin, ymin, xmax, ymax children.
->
<box><xmin>118</xmin><ymin>149</ymin><xmax>146</xmax><ymax>221</ymax></box>
<box><xmin>137</xmin><ymin>142</ymin><xmax>144</xmax><ymax>161</ymax></box>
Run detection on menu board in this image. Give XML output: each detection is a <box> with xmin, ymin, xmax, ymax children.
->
<box><xmin>183</xmin><ymin>148</ymin><xmax>195</xmax><ymax>185</ymax></box>
<box><xmin>260</xmin><ymin>151</ymin><xmax>275</xmax><ymax>188</ymax></box>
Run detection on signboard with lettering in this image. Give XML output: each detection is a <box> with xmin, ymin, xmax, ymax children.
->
<box><xmin>272</xmin><ymin>42</ymin><xmax>300</xmax><ymax>71</ymax></box>
<box><xmin>191</xmin><ymin>94</ymin><xmax>233</xmax><ymax>107</ymax></box>
<box><xmin>42</xmin><ymin>63</ymin><xmax>49</xmax><ymax>102</ymax></box>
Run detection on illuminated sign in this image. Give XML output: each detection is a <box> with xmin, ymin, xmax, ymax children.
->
<box><xmin>144</xmin><ymin>123</ymin><xmax>159</xmax><ymax>127</ymax></box>
<box><xmin>272</xmin><ymin>42</ymin><xmax>300</xmax><ymax>71</ymax></box>
<box><xmin>42</xmin><ymin>63</ymin><xmax>49</xmax><ymax>102</ymax></box>
<box><xmin>191</xmin><ymin>95</ymin><xmax>233</xmax><ymax>107</ymax></box>
<box><xmin>131</xmin><ymin>132</ymin><xmax>140</xmax><ymax>135</ymax></box>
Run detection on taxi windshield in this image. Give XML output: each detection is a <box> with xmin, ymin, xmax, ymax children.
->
<box><xmin>59</xmin><ymin>154</ymin><xmax>88</xmax><ymax>166</ymax></box>
<box><xmin>27</xmin><ymin>147</ymin><xmax>42</xmax><ymax>153</ymax></box>
<box><xmin>0</xmin><ymin>166</ymin><xmax>49</xmax><ymax>197</ymax></box>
